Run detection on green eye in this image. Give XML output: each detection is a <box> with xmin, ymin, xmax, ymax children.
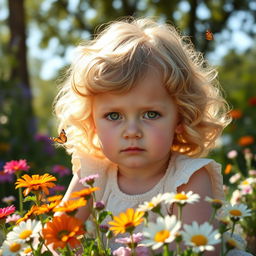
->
<box><xmin>144</xmin><ymin>111</ymin><xmax>160</xmax><ymax>119</ymax></box>
<box><xmin>106</xmin><ymin>112</ymin><xmax>120</xmax><ymax>120</ymax></box>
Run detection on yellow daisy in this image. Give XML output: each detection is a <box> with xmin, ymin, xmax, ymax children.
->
<box><xmin>108</xmin><ymin>208</ymin><xmax>144</xmax><ymax>235</ymax></box>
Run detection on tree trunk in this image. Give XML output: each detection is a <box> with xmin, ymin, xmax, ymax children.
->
<box><xmin>7</xmin><ymin>0</ymin><xmax>37</xmax><ymax>154</ymax></box>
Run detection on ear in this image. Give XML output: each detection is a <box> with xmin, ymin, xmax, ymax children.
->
<box><xmin>175</xmin><ymin>123</ymin><xmax>184</xmax><ymax>134</ymax></box>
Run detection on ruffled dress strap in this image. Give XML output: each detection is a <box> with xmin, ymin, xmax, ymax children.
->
<box><xmin>164</xmin><ymin>153</ymin><xmax>224</xmax><ymax>200</ymax></box>
<box><xmin>71</xmin><ymin>151</ymin><xmax>114</xmax><ymax>200</ymax></box>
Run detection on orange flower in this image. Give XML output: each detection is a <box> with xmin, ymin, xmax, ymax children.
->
<box><xmin>34</xmin><ymin>202</ymin><xmax>60</xmax><ymax>215</ymax></box>
<box><xmin>42</xmin><ymin>214</ymin><xmax>85</xmax><ymax>249</ymax></box>
<box><xmin>53</xmin><ymin>198</ymin><xmax>87</xmax><ymax>213</ymax></box>
<box><xmin>47</xmin><ymin>195</ymin><xmax>63</xmax><ymax>202</ymax></box>
<box><xmin>108</xmin><ymin>208</ymin><xmax>144</xmax><ymax>235</ymax></box>
<box><xmin>16</xmin><ymin>205</ymin><xmax>38</xmax><ymax>224</ymax></box>
<box><xmin>224</xmin><ymin>164</ymin><xmax>232</xmax><ymax>175</ymax></box>
<box><xmin>229</xmin><ymin>109</ymin><xmax>242</xmax><ymax>119</ymax></box>
<box><xmin>238</xmin><ymin>136</ymin><xmax>254</xmax><ymax>146</ymax></box>
<box><xmin>15</xmin><ymin>174</ymin><xmax>57</xmax><ymax>196</ymax></box>
<box><xmin>71</xmin><ymin>187</ymin><xmax>100</xmax><ymax>198</ymax></box>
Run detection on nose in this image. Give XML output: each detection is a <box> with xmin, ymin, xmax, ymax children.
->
<box><xmin>122</xmin><ymin>120</ymin><xmax>142</xmax><ymax>139</ymax></box>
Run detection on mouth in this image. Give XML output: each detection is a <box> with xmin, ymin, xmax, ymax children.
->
<box><xmin>121</xmin><ymin>147</ymin><xmax>145</xmax><ymax>152</ymax></box>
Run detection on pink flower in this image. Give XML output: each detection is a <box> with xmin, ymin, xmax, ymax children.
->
<box><xmin>227</xmin><ymin>150</ymin><xmax>238</xmax><ymax>159</ymax></box>
<box><xmin>249</xmin><ymin>170</ymin><xmax>256</xmax><ymax>176</ymax></box>
<box><xmin>113</xmin><ymin>246</ymin><xmax>149</xmax><ymax>256</ymax></box>
<box><xmin>230</xmin><ymin>189</ymin><xmax>242</xmax><ymax>205</ymax></box>
<box><xmin>4</xmin><ymin>159</ymin><xmax>30</xmax><ymax>174</ymax></box>
<box><xmin>115</xmin><ymin>233</ymin><xmax>144</xmax><ymax>244</ymax></box>
<box><xmin>52</xmin><ymin>165</ymin><xmax>70</xmax><ymax>177</ymax></box>
<box><xmin>80</xmin><ymin>174</ymin><xmax>99</xmax><ymax>185</ymax></box>
<box><xmin>113</xmin><ymin>247</ymin><xmax>131</xmax><ymax>256</ymax></box>
<box><xmin>229</xmin><ymin>173</ymin><xmax>241</xmax><ymax>184</ymax></box>
<box><xmin>6</xmin><ymin>214</ymin><xmax>21</xmax><ymax>224</ymax></box>
<box><xmin>0</xmin><ymin>205</ymin><xmax>15</xmax><ymax>220</ymax></box>
<box><xmin>2</xmin><ymin>196</ymin><xmax>16</xmax><ymax>204</ymax></box>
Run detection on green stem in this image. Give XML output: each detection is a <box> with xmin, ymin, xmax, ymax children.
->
<box><xmin>221</xmin><ymin>235</ymin><xmax>225</xmax><ymax>256</ymax></box>
<box><xmin>16</xmin><ymin>172</ymin><xmax>24</xmax><ymax>215</ymax></box>
<box><xmin>130</xmin><ymin>232</ymin><xmax>136</xmax><ymax>256</ymax></box>
<box><xmin>65</xmin><ymin>244</ymin><xmax>73</xmax><ymax>256</ymax></box>
<box><xmin>209</xmin><ymin>208</ymin><xmax>217</xmax><ymax>224</ymax></box>
<box><xmin>90</xmin><ymin>192</ymin><xmax>105</xmax><ymax>254</ymax></box>
<box><xmin>163</xmin><ymin>243</ymin><xmax>169</xmax><ymax>256</ymax></box>
<box><xmin>177</xmin><ymin>205</ymin><xmax>183</xmax><ymax>222</ymax></box>
<box><xmin>231</xmin><ymin>221</ymin><xmax>236</xmax><ymax>237</ymax></box>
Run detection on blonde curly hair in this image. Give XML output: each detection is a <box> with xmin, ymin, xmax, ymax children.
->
<box><xmin>53</xmin><ymin>17</ymin><xmax>231</xmax><ymax>159</ymax></box>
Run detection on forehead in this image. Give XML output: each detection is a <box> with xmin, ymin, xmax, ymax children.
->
<box><xmin>93</xmin><ymin>69</ymin><xmax>174</xmax><ymax>109</ymax></box>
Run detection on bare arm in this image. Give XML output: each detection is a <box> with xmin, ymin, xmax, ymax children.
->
<box><xmin>55</xmin><ymin>171</ymin><xmax>92</xmax><ymax>222</ymax></box>
<box><xmin>173</xmin><ymin>168</ymin><xmax>220</xmax><ymax>256</ymax></box>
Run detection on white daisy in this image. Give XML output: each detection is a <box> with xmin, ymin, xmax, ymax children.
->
<box><xmin>181</xmin><ymin>221</ymin><xmax>220</xmax><ymax>253</ymax></box>
<box><xmin>1</xmin><ymin>240</ymin><xmax>25</xmax><ymax>256</ymax></box>
<box><xmin>223</xmin><ymin>232</ymin><xmax>245</xmax><ymax>251</ymax></box>
<box><xmin>164</xmin><ymin>191</ymin><xmax>200</xmax><ymax>205</ymax></box>
<box><xmin>137</xmin><ymin>193</ymin><xmax>166</xmax><ymax>212</ymax></box>
<box><xmin>7</xmin><ymin>219</ymin><xmax>42</xmax><ymax>243</ymax></box>
<box><xmin>222</xmin><ymin>203</ymin><xmax>251</xmax><ymax>220</ymax></box>
<box><xmin>19</xmin><ymin>246</ymin><xmax>33</xmax><ymax>256</ymax></box>
<box><xmin>143</xmin><ymin>215</ymin><xmax>181</xmax><ymax>250</ymax></box>
<box><xmin>205</xmin><ymin>196</ymin><xmax>224</xmax><ymax>210</ymax></box>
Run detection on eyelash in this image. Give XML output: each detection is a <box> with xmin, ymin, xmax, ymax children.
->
<box><xmin>104</xmin><ymin>111</ymin><xmax>161</xmax><ymax>121</ymax></box>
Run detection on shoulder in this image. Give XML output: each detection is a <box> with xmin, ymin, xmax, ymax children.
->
<box><xmin>169</xmin><ymin>153</ymin><xmax>224</xmax><ymax>199</ymax></box>
<box><xmin>177</xmin><ymin>167</ymin><xmax>212</xmax><ymax>197</ymax></box>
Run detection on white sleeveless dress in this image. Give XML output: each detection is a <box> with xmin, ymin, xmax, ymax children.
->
<box><xmin>71</xmin><ymin>152</ymin><xmax>253</xmax><ymax>255</ymax></box>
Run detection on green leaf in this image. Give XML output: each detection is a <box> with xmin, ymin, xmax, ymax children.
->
<box><xmin>98</xmin><ymin>210</ymin><xmax>112</xmax><ymax>224</ymax></box>
<box><xmin>23</xmin><ymin>195</ymin><xmax>37</xmax><ymax>203</ymax></box>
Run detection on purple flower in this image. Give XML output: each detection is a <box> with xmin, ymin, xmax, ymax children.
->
<box><xmin>52</xmin><ymin>165</ymin><xmax>71</xmax><ymax>177</ymax></box>
<box><xmin>79</xmin><ymin>174</ymin><xmax>99</xmax><ymax>185</ymax></box>
<box><xmin>0</xmin><ymin>170</ymin><xmax>13</xmax><ymax>183</ymax></box>
<box><xmin>94</xmin><ymin>201</ymin><xmax>105</xmax><ymax>211</ymax></box>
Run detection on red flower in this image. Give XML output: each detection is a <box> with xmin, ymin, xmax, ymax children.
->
<box><xmin>4</xmin><ymin>160</ymin><xmax>30</xmax><ymax>174</ymax></box>
<box><xmin>0</xmin><ymin>205</ymin><xmax>15</xmax><ymax>220</ymax></box>
<box><xmin>248</xmin><ymin>97</ymin><xmax>256</xmax><ymax>106</ymax></box>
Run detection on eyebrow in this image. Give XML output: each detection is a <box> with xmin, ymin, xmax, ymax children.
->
<box><xmin>97</xmin><ymin>103</ymin><xmax>167</xmax><ymax>112</ymax></box>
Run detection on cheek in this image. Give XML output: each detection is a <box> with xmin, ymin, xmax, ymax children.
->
<box><xmin>148</xmin><ymin>125</ymin><xmax>175</xmax><ymax>150</ymax></box>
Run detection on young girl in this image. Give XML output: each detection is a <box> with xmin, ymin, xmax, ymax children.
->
<box><xmin>54</xmin><ymin>17</ymin><xmax>231</xmax><ymax>253</ymax></box>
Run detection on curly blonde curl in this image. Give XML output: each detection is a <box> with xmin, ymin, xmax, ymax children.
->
<box><xmin>53</xmin><ymin>17</ymin><xmax>231</xmax><ymax>159</ymax></box>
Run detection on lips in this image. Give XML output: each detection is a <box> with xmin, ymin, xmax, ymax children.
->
<box><xmin>121</xmin><ymin>147</ymin><xmax>145</xmax><ymax>152</ymax></box>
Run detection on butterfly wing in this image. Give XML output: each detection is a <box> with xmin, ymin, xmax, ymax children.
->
<box><xmin>205</xmin><ymin>30</ymin><xmax>214</xmax><ymax>40</ymax></box>
<box><xmin>50</xmin><ymin>129</ymin><xmax>67</xmax><ymax>144</ymax></box>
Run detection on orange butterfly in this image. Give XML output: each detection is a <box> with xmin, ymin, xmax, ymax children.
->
<box><xmin>205</xmin><ymin>30</ymin><xmax>214</xmax><ymax>41</ymax></box>
<box><xmin>50</xmin><ymin>129</ymin><xmax>67</xmax><ymax>144</ymax></box>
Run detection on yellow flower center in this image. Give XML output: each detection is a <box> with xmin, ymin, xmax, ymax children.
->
<box><xmin>58</xmin><ymin>230</ymin><xmax>69</xmax><ymax>241</ymax></box>
<box><xmin>191</xmin><ymin>234</ymin><xmax>208</xmax><ymax>246</ymax></box>
<box><xmin>19</xmin><ymin>229</ymin><xmax>32</xmax><ymax>239</ymax></box>
<box><xmin>10</xmin><ymin>242</ymin><xmax>21</xmax><ymax>252</ymax></box>
<box><xmin>212</xmin><ymin>199</ymin><xmax>222</xmax><ymax>203</ymax></box>
<box><xmin>175</xmin><ymin>193</ymin><xmax>188</xmax><ymax>200</ymax></box>
<box><xmin>23</xmin><ymin>247</ymin><xmax>32</xmax><ymax>254</ymax></box>
<box><xmin>227</xmin><ymin>239</ymin><xmax>236</xmax><ymax>248</ymax></box>
<box><xmin>154</xmin><ymin>229</ymin><xmax>170</xmax><ymax>242</ymax></box>
<box><xmin>148</xmin><ymin>202</ymin><xmax>155</xmax><ymax>208</ymax></box>
<box><xmin>124</xmin><ymin>222</ymin><xmax>134</xmax><ymax>229</ymax></box>
<box><xmin>229</xmin><ymin>209</ymin><xmax>242</xmax><ymax>216</ymax></box>
<box><xmin>242</xmin><ymin>180</ymin><xmax>249</xmax><ymax>185</ymax></box>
